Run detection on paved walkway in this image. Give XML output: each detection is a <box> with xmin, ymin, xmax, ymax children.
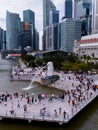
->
<box><xmin>0</xmin><ymin>86</ymin><xmax>97</xmax><ymax>124</ymax></box>
<box><xmin>8</xmin><ymin>62</ymin><xmax>98</xmax><ymax>124</ymax></box>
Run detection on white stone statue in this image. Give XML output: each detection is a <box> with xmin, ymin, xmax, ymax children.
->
<box><xmin>47</xmin><ymin>62</ymin><xmax>54</xmax><ymax>76</ymax></box>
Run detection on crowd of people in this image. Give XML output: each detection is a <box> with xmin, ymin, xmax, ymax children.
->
<box><xmin>0</xmin><ymin>74</ymin><xmax>97</xmax><ymax>121</ymax></box>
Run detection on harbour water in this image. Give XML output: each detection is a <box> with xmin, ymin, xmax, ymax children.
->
<box><xmin>0</xmin><ymin>59</ymin><xmax>98</xmax><ymax>130</ymax></box>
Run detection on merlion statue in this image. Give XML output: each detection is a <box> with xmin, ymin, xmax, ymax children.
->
<box><xmin>47</xmin><ymin>62</ymin><xmax>54</xmax><ymax>76</ymax></box>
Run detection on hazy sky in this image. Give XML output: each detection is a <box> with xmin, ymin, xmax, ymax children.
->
<box><xmin>0</xmin><ymin>0</ymin><xmax>64</xmax><ymax>32</ymax></box>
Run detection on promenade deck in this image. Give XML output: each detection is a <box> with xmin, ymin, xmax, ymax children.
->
<box><xmin>9</xmin><ymin>63</ymin><xmax>98</xmax><ymax>125</ymax></box>
<box><xmin>0</xmin><ymin>88</ymin><xmax>97</xmax><ymax>125</ymax></box>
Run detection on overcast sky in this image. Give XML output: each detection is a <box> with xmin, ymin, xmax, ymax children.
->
<box><xmin>0</xmin><ymin>0</ymin><xmax>64</xmax><ymax>32</ymax></box>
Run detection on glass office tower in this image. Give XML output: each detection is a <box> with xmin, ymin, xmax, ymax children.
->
<box><xmin>0</xmin><ymin>27</ymin><xmax>3</xmax><ymax>50</ymax></box>
<box><xmin>23</xmin><ymin>9</ymin><xmax>35</xmax><ymax>50</ymax></box>
<box><xmin>43</xmin><ymin>0</ymin><xmax>57</xmax><ymax>50</ymax></box>
<box><xmin>93</xmin><ymin>0</ymin><xmax>98</xmax><ymax>33</ymax></box>
<box><xmin>65</xmin><ymin>0</ymin><xmax>72</xmax><ymax>18</ymax></box>
<box><xmin>6</xmin><ymin>11</ymin><xmax>20</xmax><ymax>50</ymax></box>
<box><xmin>43</xmin><ymin>0</ymin><xmax>56</xmax><ymax>31</ymax></box>
<box><xmin>23</xmin><ymin>9</ymin><xmax>35</xmax><ymax>31</ymax></box>
<box><xmin>60</xmin><ymin>18</ymin><xmax>81</xmax><ymax>52</ymax></box>
<box><xmin>49</xmin><ymin>10</ymin><xmax>59</xmax><ymax>25</ymax></box>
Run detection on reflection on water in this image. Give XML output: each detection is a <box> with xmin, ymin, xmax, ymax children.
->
<box><xmin>0</xmin><ymin>59</ymin><xmax>98</xmax><ymax>130</ymax></box>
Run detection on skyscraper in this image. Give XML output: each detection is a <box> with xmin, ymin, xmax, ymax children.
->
<box><xmin>46</xmin><ymin>23</ymin><xmax>59</xmax><ymax>51</ymax></box>
<box><xmin>60</xmin><ymin>18</ymin><xmax>81</xmax><ymax>52</ymax></box>
<box><xmin>77</xmin><ymin>0</ymin><xmax>92</xmax><ymax>35</ymax></box>
<box><xmin>64</xmin><ymin>0</ymin><xmax>78</xmax><ymax>18</ymax></box>
<box><xmin>23</xmin><ymin>9</ymin><xmax>36</xmax><ymax>50</ymax></box>
<box><xmin>23</xmin><ymin>9</ymin><xmax>35</xmax><ymax>31</ymax></box>
<box><xmin>0</xmin><ymin>27</ymin><xmax>3</xmax><ymax>50</ymax></box>
<box><xmin>2</xmin><ymin>30</ymin><xmax>6</xmax><ymax>50</ymax></box>
<box><xmin>43</xmin><ymin>0</ymin><xmax>57</xmax><ymax>50</ymax></box>
<box><xmin>43</xmin><ymin>0</ymin><xmax>56</xmax><ymax>31</ymax></box>
<box><xmin>18</xmin><ymin>21</ymin><xmax>33</xmax><ymax>51</ymax></box>
<box><xmin>65</xmin><ymin>0</ymin><xmax>72</xmax><ymax>18</ymax></box>
<box><xmin>49</xmin><ymin>10</ymin><xmax>59</xmax><ymax>25</ymax></box>
<box><xmin>6</xmin><ymin>11</ymin><xmax>20</xmax><ymax>50</ymax></box>
<box><xmin>79</xmin><ymin>0</ymin><xmax>98</xmax><ymax>34</ymax></box>
<box><xmin>35</xmin><ymin>30</ymin><xmax>39</xmax><ymax>50</ymax></box>
<box><xmin>92</xmin><ymin>0</ymin><xmax>98</xmax><ymax>33</ymax></box>
<box><xmin>18</xmin><ymin>30</ymin><xmax>32</xmax><ymax>51</ymax></box>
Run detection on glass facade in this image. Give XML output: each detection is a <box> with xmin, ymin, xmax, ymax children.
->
<box><xmin>19</xmin><ymin>21</ymin><xmax>25</xmax><ymax>32</ymax></box>
<box><xmin>43</xmin><ymin>0</ymin><xmax>56</xmax><ymax>31</ymax></box>
<box><xmin>23</xmin><ymin>9</ymin><xmax>35</xmax><ymax>50</ymax></box>
<box><xmin>6</xmin><ymin>11</ymin><xmax>20</xmax><ymax>50</ymax></box>
<box><xmin>83</xmin><ymin>0</ymin><xmax>91</xmax><ymax>8</ymax></box>
<box><xmin>46</xmin><ymin>23</ymin><xmax>59</xmax><ymax>51</ymax></box>
<box><xmin>53</xmin><ymin>24</ymin><xmax>59</xmax><ymax>50</ymax></box>
<box><xmin>93</xmin><ymin>0</ymin><xmax>98</xmax><ymax>33</ymax></box>
<box><xmin>60</xmin><ymin>19</ymin><xmax>81</xmax><ymax>52</ymax></box>
<box><xmin>65</xmin><ymin>0</ymin><xmax>72</xmax><ymax>18</ymax></box>
<box><xmin>49</xmin><ymin>10</ymin><xmax>59</xmax><ymax>25</ymax></box>
<box><xmin>2</xmin><ymin>30</ymin><xmax>6</xmax><ymax>50</ymax></box>
<box><xmin>77</xmin><ymin>0</ymin><xmax>92</xmax><ymax>35</ymax></box>
<box><xmin>18</xmin><ymin>30</ymin><xmax>32</xmax><ymax>51</ymax></box>
<box><xmin>0</xmin><ymin>28</ymin><xmax>3</xmax><ymax>50</ymax></box>
<box><xmin>43</xmin><ymin>0</ymin><xmax>56</xmax><ymax>50</ymax></box>
<box><xmin>0</xmin><ymin>28</ymin><xmax>6</xmax><ymax>50</ymax></box>
<box><xmin>23</xmin><ymin>9</ymin><xmax>35</xmax><ymax>30</ymax></box>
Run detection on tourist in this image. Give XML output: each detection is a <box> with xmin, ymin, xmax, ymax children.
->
<box><xmin>59</xmin><ymin>107</ymin><xmax>62</xmax><ymax>114</ymax></box>
<box><xmin>63</xmin><ymin>110</ymin><xmax>66</xmax><ymax>119</ymax></box>
<box><xmin>17</xmin><ymin>100</ymin><xmax>20</xmax><ymax>108</ymax></box>
<box><xmin>38</xmin><ymin>94</ymin><xmax>42</xmax><ymax>103</ymax></box>
<box><xmin>54</xmin><ymin>109</ymin><xmax>58</xmax><ymax>117</ymax></box>
<box><xmin>31</xmin><ymin>96</ymin><xmax>34</xmax><ymax>103</ymax></box>
<box><xmin>23</xmin><ymin>104</ymin><xmax>27</xmax><ymax>112</ymax></box>
<box><xmin>40</xmin><ymin>107</ymin><xmax>46</xmax><ymax>116</ymax></box>
<box><xmin>48</xmin><ymin>96</ymin><xmax>53</xmax><ymax>102</ymax></box>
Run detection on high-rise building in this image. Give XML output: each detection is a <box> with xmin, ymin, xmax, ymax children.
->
<box><xmin>2</xmin><ymin>30</ymin><xmax>6</xmax><ymax>50</ymax></box>
<box><xmin>46</xmin><ymin>26</ymin><xmax>50</xmax><ymax>50</ymax></box>
<box><xmin>18</xmin><ymin>30</ymin><xmax>32</xmax><ymax>51</ymax></box>
<box><xmin>0</xmin><ymin>27</ymin><xmax>6</xmax><ymax>50</ymax></box>
<box><xmin>72</xmin><ymin>0</ymin><xmax>79</xmax><ymax>18</ymax></box>
<box><xmin>60</xmin><ymin>18</ymin><xmax>81</xmax><ymax>52</ymax></box>
<box><xmin>23</xmin><ymin>9</ymin><xmax>36</xmax><ymax>50</ymax></box>
<box><xmin>46</xmin><ymin>23</ymin><xmax>59</xmax><ymax>51</ymax></box>
<box><xmin>78</xmin><ymin>0</ymin><xmax>98</xmax><ymax>34</ymax></box>
<box><xmin>77</xmin><ymin>0</ymin><xmax>92</xmax><ymax>35</ymax></box>
<box><xmin>18</xmin><ymin>21</ymin><xmax>33</xmax><ymax>51</ymax></box>
<box><xmin>6</xmin><ymin>11</ymin><xmax>20</xmax><ymax>50</ymax></box>
<box><xmin>46</xmin><ymin>18</ymin><xmax>81</xmax><ymax>52</ymax></box>
<box><xmin>65</xmin><ymin>0</ymin><xmax>72</xmax><ymax>18</ymax></box>
<box><xmin>0</xmin><ymin>27</ymin><xmax>3</xmax><ymax>50</ymax></box>
<box><xmin>19</xmin><ymin>21</ymin><xmax>25</xmax><ymax>32</ymax></box>
<box><xmin>93</xmin><ymin>0</ymin><xmax>98</xmax><ymax>33</ymax></box>
<box><xmin>43</xmin><ymin>0</ymin><xmax>56</xmax><ymax>31</ymax></box>
<box><xmin>64</xmin><ymin>0</ymin><xmax>78</xmax><ymax>18</ymax></box>
<box><xmin>23</xmin><ymin>9</ymin><xmax>35</xmax><ymax>31</ymax></box>
<box><xmin>19</xmin><ymin>21</ymin><xmax>32</xmax><ymax>32</ymax></box>
<box><xmin>35</xmin><ymin>30</ymin><xmax>39</xmax><ymax>50</ymax></box>
<box><xmin>49</xmin><ymin>10</ymin><xmax>59</xmax><ymax>25</ymax></box>
<box><xmin>43</xmin><ymin>0</ymin><xmax>57</xmax><ymax>50</ymax></box>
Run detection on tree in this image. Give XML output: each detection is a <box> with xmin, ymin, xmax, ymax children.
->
<box><xmin>35</xmin><ymin>58</ymin><xmax>43</xmax><ymax>66</ymax></box>
<box><xmin>67</xmin><ymin>53</ymin><xmax>78</xmax><ymax>63</ymax></box>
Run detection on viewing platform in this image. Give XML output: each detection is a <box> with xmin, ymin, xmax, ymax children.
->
<box><xmin>8</xmin><ymin>61</ymin><xmax>98</xmax><ymax>125</ymax></box>
<box><xmin>0</xmin><ymin>85</ymin><xmax>97</xmax><ymax>125</ymax></box>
